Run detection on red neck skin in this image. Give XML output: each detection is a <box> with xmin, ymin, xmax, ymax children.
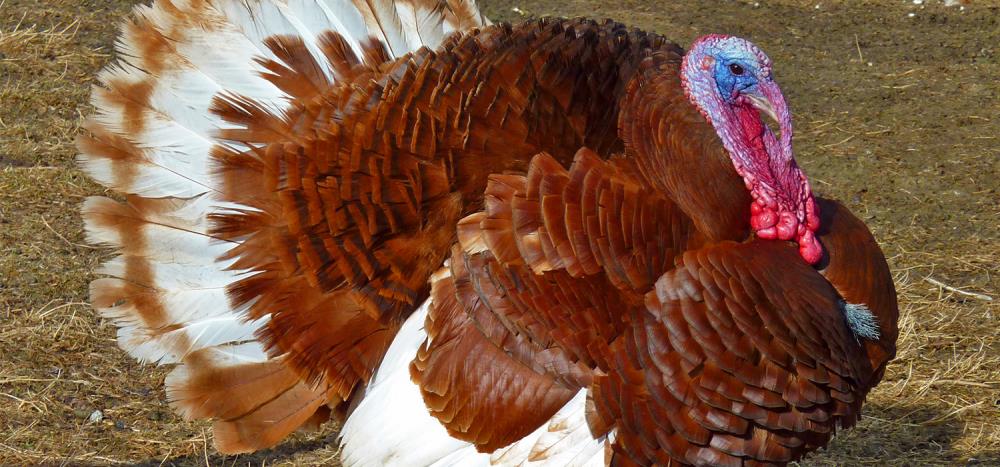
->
<box><xmin>723</xmin><ymin>99</ymin><xmax>822</xmax><ymax>264</ymax></box>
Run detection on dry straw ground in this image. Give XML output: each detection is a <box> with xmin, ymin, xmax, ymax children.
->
<box><xmin>1</xmin><ymin>0</ymin><xmax>998</xmax><ymax>465</ymax></box>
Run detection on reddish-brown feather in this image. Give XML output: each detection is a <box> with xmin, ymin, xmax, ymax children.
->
<box><xmin>211</xmin><ymin>379</ymin><xmax>332</xmax><ymax>454</ymax></box>
<box><xmin>815</xmin><ymin>198</ymin><xmax>899</xmax><ymax>375</ymax></box>
<box><xmin>166</xmin><ymin>350</ymin><xmax>334</xmax><ymax>453</ymax></box>
<box><xmin>410</xmin><ymin>266</ymin><xmax>576</xmax><ymax>451</ymax></box>
<box><xmin>617</xmin><ymin>57</ymin><xmax>752</xmax><ymax>243</ymax></box>
<box><xmin>437</xmin><ymin>149</ymin><xmax>709</xmax><ymax>456</ymax></box>
<box><xmin>592</xmin><ymin>240</ymin><xmax>886</xmax><ymax>464</ymax></box>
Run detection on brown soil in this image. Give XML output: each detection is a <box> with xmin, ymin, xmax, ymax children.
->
<box><xmin>1</xmin><ymin>0</ymin><xmax>997</xmax><ymax>465</ymax></box>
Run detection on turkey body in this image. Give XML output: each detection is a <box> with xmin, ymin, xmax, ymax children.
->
<box><xmin>79</xmin><ymin>0</ymin><xmax>899</xmax><ymax>465</ymax></box>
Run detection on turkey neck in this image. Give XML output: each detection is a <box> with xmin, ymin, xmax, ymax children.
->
<box><xmin>616</xmin><ymin>53</ymin><xmax>753</xmax><ymax>243</ymax></box>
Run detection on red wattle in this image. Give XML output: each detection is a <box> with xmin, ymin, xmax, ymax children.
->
<box><xmin>798</xmin><ymin>229</ymin><xmax>823</xmax><ymax>264</ymax></box>
<box><xmin>751</xmin><ymin>204</ymin><xmax>777</xmax><ymax>230</ymax></box>
<box><xmin>805</xmin><ymin>198</ymin><xmax>820</xmax><ymax>230</ymax></box>
<box><xmin>776</xmin><ymin>211</ymin><xmax>798</xmax><ymax>240</ymax></box>
<box><xmin>757</xmin><ymin>227</ymin><xmax>777</xmax><ymax>239</ymax></box>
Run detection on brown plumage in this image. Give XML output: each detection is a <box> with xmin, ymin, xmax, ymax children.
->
<box><xmin>442</xmin><ymin>150</ymin><xmax>896</xmax><ymax>464</ymax></box>
<box><xmin>210</xmin><ymin>17</ymin><xmax>676</xmax><ymax>413</ymax></box>
<box><xmin>79</xmin><ymin>0</ymin><xmax>897</xmax><ymax>463</ymax></box>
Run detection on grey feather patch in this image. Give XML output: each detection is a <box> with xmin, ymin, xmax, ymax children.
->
<box><xmin>843</xmin><ymin>302</ymin><xmax>880</xmax><ymax>341</ymax></box>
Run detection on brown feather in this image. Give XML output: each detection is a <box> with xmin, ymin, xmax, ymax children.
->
<box><xmin>417</xmin><ymin>146</ymin><xmax>710</xmax><ymax>451</ymax></box>
<box><xmin>166</xmin><ymin>350</ymin><xmax>333</xmax><ymax>454</ymax></box>
<box><xmin>593</xmin><ymin>240</ymin><xmax>879</xmax><ymax>464</ymax></box>
<box><xmin>617</xmin><ymin>56</ymin><xmax>751</xmax><ymax>242</ymax></box>
<box><xmin>411</xmin><ymin>267</ymin><xmax>576</xmax><ymax>451</ymax></box>
<box><xmin>212</xmin><ymin>380</ymin><xmax>332</xmax><ymax>453</ymax></box>
<box><xmin>258</xmin><ymin>35</ymin><xmax>332</xmax><ymax>102</ymax></box>
<box><xmin>815</xmin><ymin>198</ymin><xmax>899</xmax><ymax>375</ymax></box>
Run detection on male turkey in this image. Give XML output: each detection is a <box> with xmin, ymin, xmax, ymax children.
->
<box><xmin>79</xmin><ymin>0</ymin><xmax>899</xmax><ymax>465</ymax></box>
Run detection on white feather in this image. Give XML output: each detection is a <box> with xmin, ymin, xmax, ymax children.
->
<box><xmin>341</xmin><ymin>298</ymin><xmax>479</xmax><ymax>466</ymax></box>
<box><xmin>120</xmin><ymin>314</ymin><xmax>268</xmax><ymax>364</ymax></box>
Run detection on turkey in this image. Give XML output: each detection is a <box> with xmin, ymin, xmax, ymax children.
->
<box><xmin>78</xmin><ymin>0</ymin><xmax>899</xmax><ymax>465</ymax></box>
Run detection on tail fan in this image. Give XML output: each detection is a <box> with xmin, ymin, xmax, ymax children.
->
<box><xmin>80</xmin><ymin>0</ymin><xmax>488</xmax><ymax>453</ymax></box>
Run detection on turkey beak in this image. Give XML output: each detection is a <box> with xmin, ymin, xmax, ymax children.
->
<box><xmin>747</xmin><ymin>81</ymin><xmax>792</xmax><ymax>149</ymax></box>
<box><xmin>746</xmin><ymin>92</ymin><xmax>780</xmax><ymax>128</ymax></box>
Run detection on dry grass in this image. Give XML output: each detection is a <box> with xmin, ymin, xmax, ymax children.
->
<box><xmin>2</xmin><ymin>0</ymin><xmax>998</xmax><ymax>465</ymax></box>
<box><xmin>0</xmin><ymin>1</ymin><xmax>118</xmax><ymax>168</ymax></box>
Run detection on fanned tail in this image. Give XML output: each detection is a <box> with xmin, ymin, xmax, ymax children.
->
<box><xmin>80</xmin><ymin>0</ymin><xmax>488</xmax><ymax>453</ymax></box>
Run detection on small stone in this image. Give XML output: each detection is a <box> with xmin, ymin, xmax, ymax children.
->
<box><xmin>115</xmin><ymin>420</ymin><xmax>126</xmax><ymax>430</ymax></box>
<box><xmin>88</xmin><ymin>409</ymin><xmax>104</xmax><ymax>423</ymax></box>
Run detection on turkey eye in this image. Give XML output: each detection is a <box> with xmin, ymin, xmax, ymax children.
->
<box><xmin>729</xmin><ymin>63</ymin><xmax>745</xmax><ymax>75</ymax></box>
